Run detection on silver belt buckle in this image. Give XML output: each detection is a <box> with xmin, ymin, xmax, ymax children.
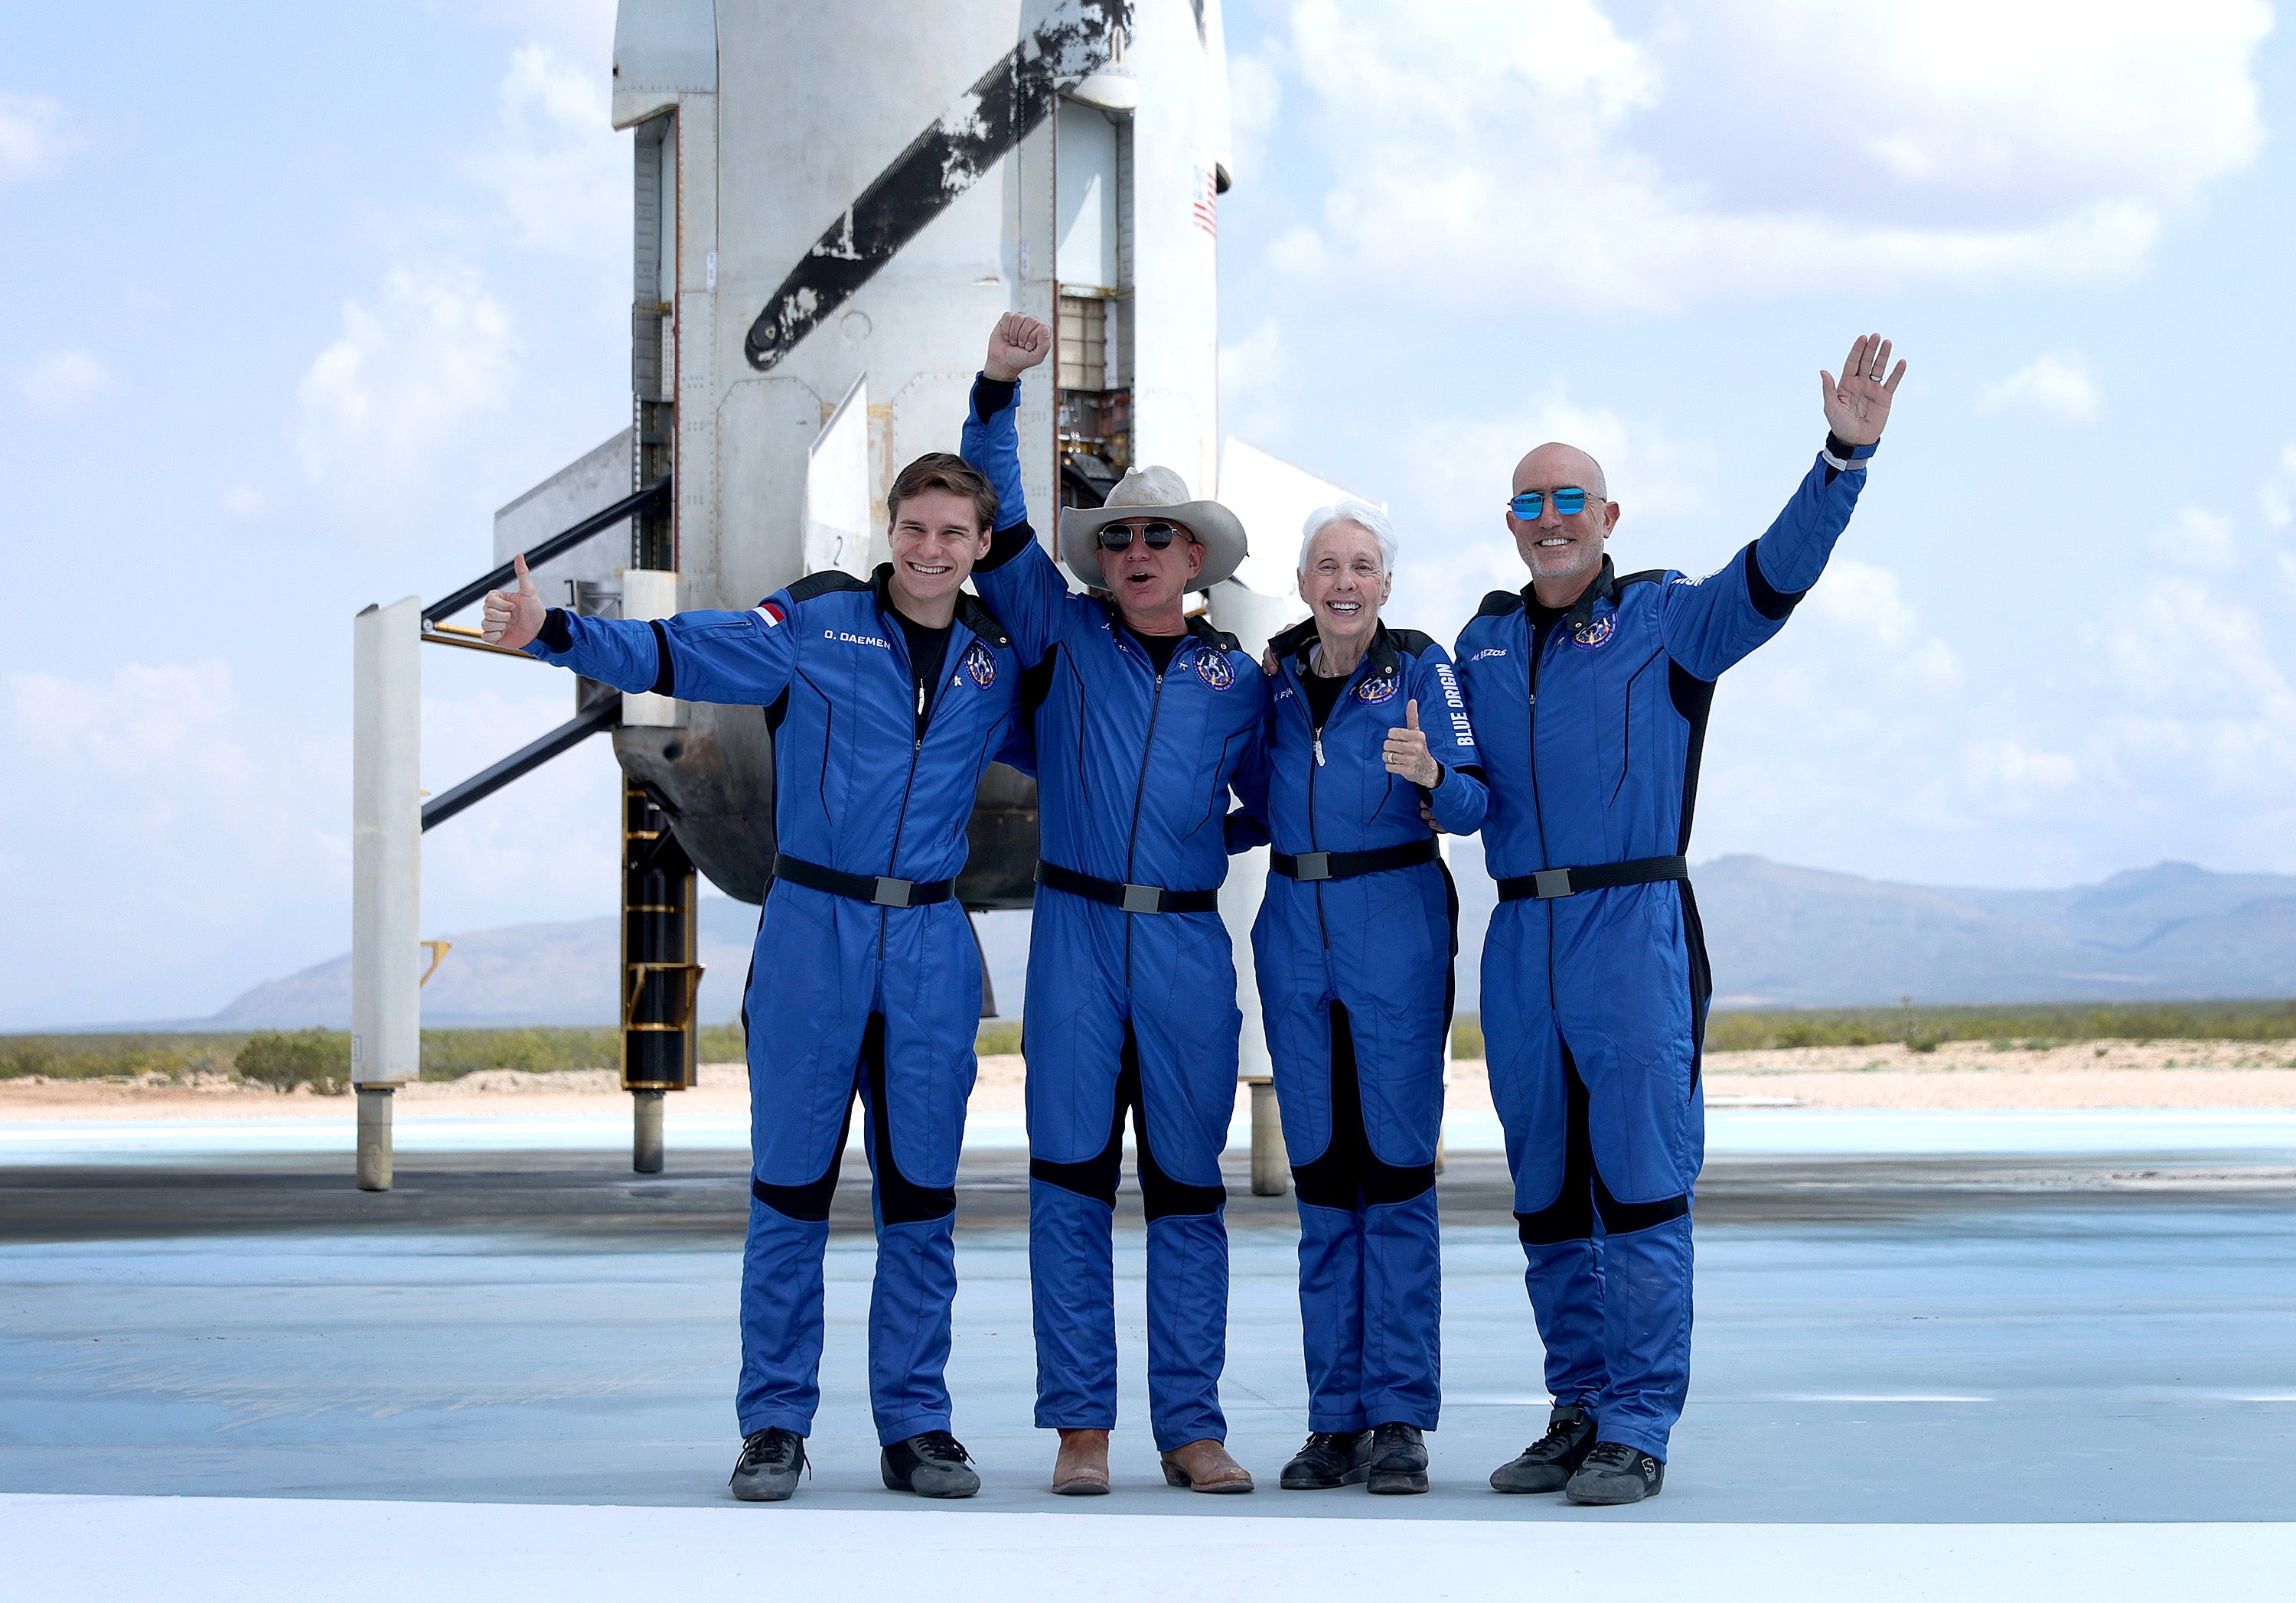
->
<box><xmin>872</xmin><ymin>877</ymin><xmax>915</xmax><ymax>907</ymax></box>
<box><xmin>1532</xmin><ymin>868</ymin><xmax>1575</xmax><ymax>899</ymax></box>
<box><xmin>1120</xmin><ymin>883</ymin><xmax>1163</xmax><ymax>914</ymax></box>
<box><xmin>1294</xmin><ymin>852</ymin><xmax>1332</xmax><ymax>882</ymax></box>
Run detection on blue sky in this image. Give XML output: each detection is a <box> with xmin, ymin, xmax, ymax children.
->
<box><xmin>2</xmin><ymin>1</ymin><xmax>2291</xmax><ymax>1028</ymax></box>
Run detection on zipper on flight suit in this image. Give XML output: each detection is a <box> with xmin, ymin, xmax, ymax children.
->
<box><xmin>1298</xmin><ymin>650</ymin><xmax>1342</xmax><ymax>953</ymax></box>
<box><xmin>1118</xmin><ymin>631</ymin><xmax>1176</xmax><ymax>989</ymax></box>
<box><xmin>1524</xmin><ymin>612</ymin><xmax>1561</xmax><ymax>1015</ymax></box>
<box><xmin>879</xmin><ymin>614</ymin><xmax>963</xmax><ymax>966</ymax></box>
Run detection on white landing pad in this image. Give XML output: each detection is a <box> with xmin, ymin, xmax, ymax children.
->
<box><xmin>5</xmin><ymin>1494</ymin><xmax>2290</xmax><ymax>1601</ymax></box>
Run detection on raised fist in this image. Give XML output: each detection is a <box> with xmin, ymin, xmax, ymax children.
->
<box><xmin>985</xmin><ymin>313</ymin><xmax>1052</xmax><ymax>383</ymax></box>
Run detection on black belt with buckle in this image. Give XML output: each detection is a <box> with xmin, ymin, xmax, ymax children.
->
<box><xmin>1035</xmin><ymin>861</ymin><xmax>1221</xmax><ymax>914</ymax></box>
<box><xmin>1496</xmin><ymin>854</ymin><xmax>1689</xmax><ymax>901</ymax></box>
<box><xmin>1270</xmin><ymin>837</ymin><xmax>1440</xmax><ymax>883</ymax></box>
<box><xmin>773</xmin><ymin>852</ymin><xmax>955</xmax><ymax>908</ymax></box>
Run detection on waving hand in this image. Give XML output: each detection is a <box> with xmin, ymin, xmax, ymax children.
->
<box><xmin>1820</xmin><ymin>333</ymin><xmax>1906</xmax><ymax>447</ymax></box>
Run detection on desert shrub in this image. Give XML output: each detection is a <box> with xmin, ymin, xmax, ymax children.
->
<box><xmin>977</xmin><ymin>1021</ymin><xmax>1024</xmax><ymax>1056</ymax></box>
<box><xmin>1704</xmin><ymin>999</ymin><xmax>2296</xmax><ymax>1054</ymax></box>
<box><xmin>1452</xmin><ymin>1018</ymin><xmax>1486</xmax><ymax>1059</ymax></box>
<box><xmin>0</xmin><ymin>1034</ymin><xmax>240</xmax><ymax>1081</ymax></box>
<box><xmin>235</xmin><ymin>1030</ymin><xmax>353</xmax><ymax>1095</ymax></box>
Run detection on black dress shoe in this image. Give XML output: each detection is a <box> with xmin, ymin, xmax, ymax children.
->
<box><xmin>1365</xmin><ymin>1422</ymin><xmax>1428</xmax><ymax>1495</ymax></box>
<box><xmin>1279</xmin><ymin>1430</ymin><xmax>1371</xmax><ymax>1489</ymax></box>
<box><xmin>881</xmin><ymin>1429</ymin><xmax>981</xmax><ymax>1498</ymax></box>
<box><xmin>1565</xmin><ymin>1441</ymin><xmax>1665</xmax><ymax>1504</ymax></box>
<box><xmin>730</xmin><ymin>1426</ymin><xmax>807</xmax><ymax>1502</ymax></box>
<box><xmin>1489</xmin><ymin>1403</ymin><xmax>1596</xmax><ymax>1494</ymax></box>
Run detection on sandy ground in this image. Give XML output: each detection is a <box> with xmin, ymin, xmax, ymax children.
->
<box><xmin>5</xmin><ymin>1038</ymin><xmax>2296</xmax><ymax>1122</ymax></box>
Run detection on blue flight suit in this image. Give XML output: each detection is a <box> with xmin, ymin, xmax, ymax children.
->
<box><xmin>1251</xmin><ymin>619</ymin><xmax>1487</xmax><ymax>1435</ymax></box>
<box><xmin>961</xmin><ymin>375</ymin><xmax>1270</xmax><ymax>1452</ymax></box>
<box><xmin>1453</xmin><ymin>445</ymin><xmax>1874</xmax><ymax>1461</ymax></box>
<box><xmin>523</xmin><ymin>567</ymin><xmax>1023</xmax><ymax>1447</ymax></box>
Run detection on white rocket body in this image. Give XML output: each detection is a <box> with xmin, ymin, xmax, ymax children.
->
<box><xmin>608</xmin><ymin>0</ymin><xmax>1229</xmax><ymax>616</ymax></box>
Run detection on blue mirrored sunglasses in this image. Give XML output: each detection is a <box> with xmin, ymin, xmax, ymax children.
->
<box><xmin>1508</xmin><ymin>487</ymin><xmax>1590</xmax><ymax>519</ymax></box>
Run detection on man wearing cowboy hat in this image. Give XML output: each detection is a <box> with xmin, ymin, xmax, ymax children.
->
<box><xmin>960</xmin><ymin>312</ymin><xmax>1269</xmax><ymax>1497</ymax></box>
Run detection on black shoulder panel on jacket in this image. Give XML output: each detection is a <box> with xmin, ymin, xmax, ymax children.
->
<box><xmin>1614</xmin><ymin>569</ymin><xmax>1667</xmax><ymax>590</ymax></box>
<box><xmin>1476</xmin><ymin>589</ymin><xmax>1528</xmax><ymax>618</ymax></box>
<box><xmin>1384</xmin><ymin>627</ymin><xmax>1435</xmax><ymax>657</ymax></box>
<box><xmin>1740</xmin><ymin>540</ymin><xmax>1805</xmax><ymax>621</ymax></box>
<box><xmin>974</xmin><ymin>520</ymin><xmax>1036</xmax><ymax>574</ymax></box>
<box><xmin>1266</xmin><ymin>617</ymin><xmax>1318</xmax><ymax>660</ymax></box>
<box><xmin>954</xmin><ymin>592</ymin><xmax>1012</xmax><ymax>650</ymax></box>
<box><xmin>1186</xmin><ymin>614</ymin><xmax>1243</xmax><ymax>655</ymax></box>
<box><xmin>784</xmin><ymin>570</ymin><xmax>870</xmax><ymax>604</ymax></box>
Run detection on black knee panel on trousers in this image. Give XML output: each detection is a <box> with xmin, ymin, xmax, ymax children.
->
<box><xmin>1514</xmin><ymin>1041</ymin><xmax>1691</xmax><ymax>1242</ymax></box>
<box><xmin>752</xmin><ymin>1091</ymin><xmax>855</xmax><ymax>1223</ymax></box>
<box><xmin>860</xmin><ymin>1012</ymin><xmax>957</xmax><ymax>1226</ymax></box>
<box><xmin>1292</xmin><ymin>1000</ymin><xmax>1437</xmax><ymax>1213</ymax></box>
<box><xmin>752</xmin><ymin>1013</ymin><xmax>958</xmax><ymax>1226</ymax></box>
<box><xmin>1515</xmin><ymin>1043</ymin><xmax>1596</xmax><ymax>1245</ymax></box>
<box><xmin>1029</xmin><ymin>1022</ymin><xmax>1226</xmax><ymax>1220</ymax></box>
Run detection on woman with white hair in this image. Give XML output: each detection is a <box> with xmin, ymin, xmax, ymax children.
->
<box><xmin>1247</xmin><ymin>500</ymin><xmax>1487</xmax><ymax>1495</ymax></box>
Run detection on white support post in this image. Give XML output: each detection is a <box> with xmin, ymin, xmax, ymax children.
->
<box><xmin>352</xmin><ymin>597</ymin><xmax>423</xmax><ymax>1191</ymax></box>
<box><xmin>619</xmin><ymin>568</ymin><xmax>683</xmax><ymax>728</ymax></box>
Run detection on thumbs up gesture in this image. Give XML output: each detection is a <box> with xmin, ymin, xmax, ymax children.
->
<box><xmin>1383</xmin><ymin>698</ymin><xmax>1441</xmax><ymax>787</ymax></box>
<box><xmin>481</xmin><ymin>553</ymin><xmax>547</xmax><ymax>650</ymax></box>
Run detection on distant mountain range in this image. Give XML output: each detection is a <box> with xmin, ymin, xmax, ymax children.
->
<box><xmin>196</xmin><ymin>854</ymin><xmax>2296</xmax><ymax>1031</ymax></box>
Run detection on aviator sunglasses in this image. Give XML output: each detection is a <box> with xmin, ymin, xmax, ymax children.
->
<box><xmin>1507</xmin><ymin>487</ymin><xmax>1593</xmax><ymax>520</ymax></box>
<box><xmin>1097</xmin><ymin>519</ymin><xmax>1185</xmax><ymax>552</ymax></box>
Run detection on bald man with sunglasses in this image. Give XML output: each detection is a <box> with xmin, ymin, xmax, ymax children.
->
<box><xmin>1455</xmin><ymin>336</ymin><xmax>1906</xmax><ymax>1505</ymax></box>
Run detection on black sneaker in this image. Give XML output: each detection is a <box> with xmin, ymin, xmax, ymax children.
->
<box><xmin>1489</xmin><ymin>1404</ymin><xmax>1596</xmax><ymax>1494</ymax></box>
<box><xmin>1279</xmin><ymin>1430</ymin><xmax>1371</xmax><ymax>1489</ymax></box>
<box><xmin>730</xmin><ymin>1426</ymin><xmax>806</xmax><ymax>1502</ymax></box>
<box><xmin>1365</xmin><ymin>1422</ymin><xmax>1428</xmax><ymax>1495</ymax></box>
<box><xmin>1565</xmin><ymin>1441</ymin><xmax>1665</xmax><ymax>1505</ymax></box>
<box><xmin>880</xmin><ymin>1429</ymin><xmax>981</xmax><ymax>1498</ymax></box>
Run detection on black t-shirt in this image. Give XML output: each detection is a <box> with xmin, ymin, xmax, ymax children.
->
<box><xmin>1124</xmin><ymin>624</ymin><xmax>1186</xmax><ymax>675</ymax></box>
<box><xmin>1301</xmin><ymin>666</ymin><xmax>1349</xmax><ymax>731</ymax></box>
<box><xmin>893</xmin><ymin>611</ymin><xmax>953</xmax><ymax>740</ymax></box>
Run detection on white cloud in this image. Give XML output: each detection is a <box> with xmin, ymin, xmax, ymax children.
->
<box><xmin>1257</xmin><ymin>0</ymin><xmax>2269</xmax><ymax>311</ymax></box>
<box><xmin>1979</xmin><ymin>351</ymin><xmax>2100</xmax><ymax>424</ymax></box>
<box><xmin>1962</xmin><ymin>739</ymin><xmax>2081</xmax><ymax>810</ymax></box>
<box><xmin>1388</xmin><ymin>385</ymin><xmax>1720</xmax><ymax>630</ymax></box>
<box><xmin>1219</xmin><ymin>316</ymin><xmax>1294</xmax><ymax>441</ymax></box>
<box><xmin>0</xmin><ymin>656</ymin><xmax>624</xmax><ymax>1028</ymax></box>
<box><xmin>293</xmin><ymin>265</ymin><xmax>517</xmax><ymax>489</ymax></box>
<box><xmin>468</xmin><ymin>44</ymin><xmax>628</xmax><ymax>262</ymax></box>
<box><xmin>0</xmin><ymin>93</ymin><xmax>75</xmax><ymax>184</ymax></box>
<box><xmin>2151</xmin><ymin>506</ymin><xmax>2238</xmax><ymax>572</ymax></box>
<box><xmin>2260</xmin><ymin>442</ymin><xmax>2296</xmax><ymax>529</ymax></box>
<box><xmin>1225</xmin><ymin>51</ymin><xmax>1285</xmax><ymax>186</ymax></box>
<box><xmin>13</xmin><ymin>350</ymin><xmax>113</xmax><ymax>416</ymax></box>
<box><xmin>1798</xmin><ymin>558</ymin><xmax>1965</xmax><ymax>696</ymax></box>
<box><xmin>478</xmin><ymin>0</ymin><xmax>616</xmax><ymax>60</ymax></box>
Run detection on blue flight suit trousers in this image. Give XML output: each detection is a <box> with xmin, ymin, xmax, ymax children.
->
<box><xmin>1024</xmin><ymin>886</ymin><xmax>1243</xmax><ymax>1453</ymax></box>
<box><xmin>1254</xmin><ymin>862</ymin><xmax>1453</xmax><ymax>1433</ymax></box>
<box><xmin>735</xmin><ymin>881</ymin><xmax>980</xmax><ymax>1448</ymax></box>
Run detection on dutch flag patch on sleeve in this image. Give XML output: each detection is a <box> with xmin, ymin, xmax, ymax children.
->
<box><xmin>753</xmin><ymin>600</ymin><xmax>786</xmax><ymax>627</ymax></box>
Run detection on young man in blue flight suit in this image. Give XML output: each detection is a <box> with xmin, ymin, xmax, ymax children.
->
<box><xmin>961</xmin><ymin>313</ymin><xmax>1270</xmax><ymax>1497</ymax></box>
<box><xmin>481</xmin><ymin>452</ymin><xmax>1026</xmax><ymax>1504</ymax></box>
<box><xmin>1456</xmin><ymin>335</ymin><xmax>1906</xmax><ymax>1504</ymax></box>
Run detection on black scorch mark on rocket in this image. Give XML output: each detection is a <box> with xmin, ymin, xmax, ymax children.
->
<box><xmin>744</xmin><ymin>0</ymin><xmax>1132</xmax><ymax>373</ymax></box>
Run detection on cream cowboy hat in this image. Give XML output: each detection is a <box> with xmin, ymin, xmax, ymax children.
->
<box><xmin>1056</xmin><ymin>466</ymin><xmax>1249</xmax><ymax>592</ymax></box>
